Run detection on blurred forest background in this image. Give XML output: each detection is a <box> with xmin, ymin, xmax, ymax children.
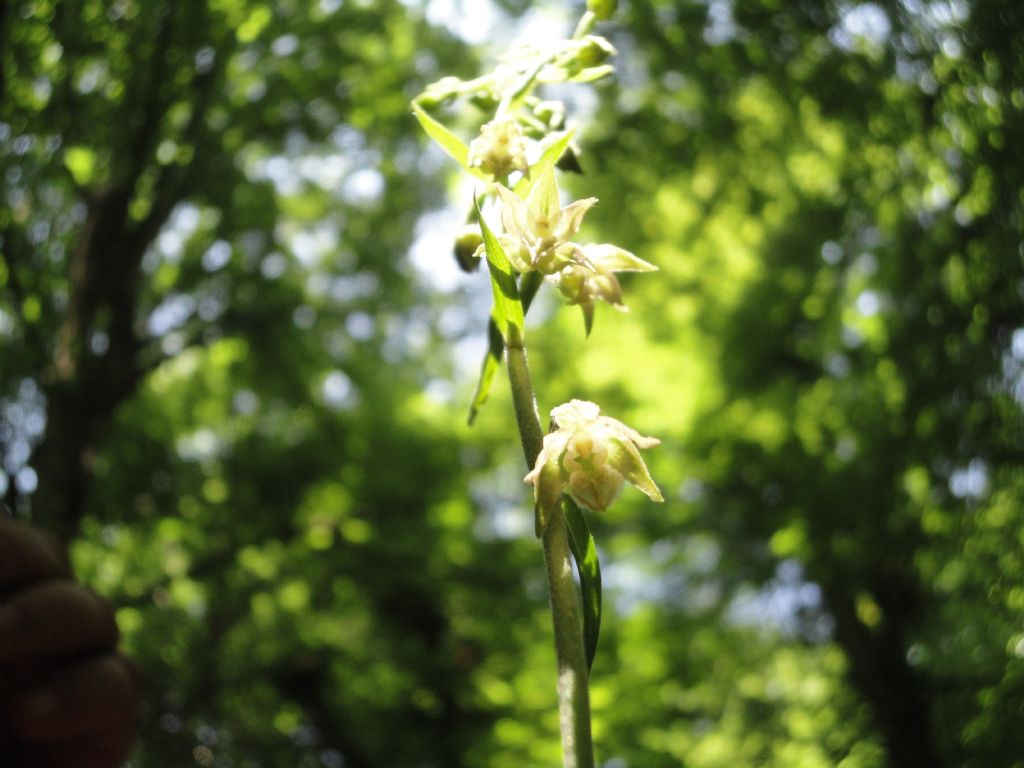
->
<box><xmin>2</xmin><ymin>0</ymin><xmax>1023</xmax><ymax>766</ymax></box>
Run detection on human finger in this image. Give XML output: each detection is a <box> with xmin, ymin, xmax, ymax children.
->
<box><xmin>0</xmin><ymin>521</ymin><xmax>70</xmax><ymax>591</ymax></box>
<box><xmin>6</xmin><ymin>653</ymin><xmax>139</xmax><ymax>748</ymax></box>
<box><xmin>0</xmin><ymin>581</ymin><xmax>119</xmax><ymax>663</ymax></box>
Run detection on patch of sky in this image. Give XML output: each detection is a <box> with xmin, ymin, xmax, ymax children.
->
<box><xmin>1</xmin><ymin>380</ymin><xmax>47</xmax><ymax>492</ymax></box>
<box><xmin>830</xmin><ymin>3</ymin><xmax>892</xmax><ymax>52</ymax></box>
<box><xmin>949</xmin><ymin>458</ymin><xmax>988</xmax><ymax>500</ymax></box>
<box><xmin>147</xmin><ymin>293</ymin><xmax>196</xmax><ymax>337</ymax></box>
<box><xmin>407</xmin><ymin>0</ymin><xmax>503</xmax><ymax>46</ymax></box>
<box><xmin>339</xmin><ymin>167</ymin><xmax>385</xmax><ymax>206</ymax></box>
<box><xmin>703</xmin><ymin>0</ymin><xmax>737</xmax><ymax>46</ymax></box>
<box><xmin>855</xmin><ymin>289</ymin><xmax>883</xmax><ymax>317</ymax></box>
<box><xmin>727</xmin><ymin>559</ymin><xmax>830</xmax><ymax>640</ymax></box>
<box><xmin>321</xmin><ymin>370</ymin><xmax>358</xmax><ymax>411</ymax></box>
<box><xmin>202</xmin><ymin>240</ymin><xmax>232</xmax><ymax>272</ymax></box>
<box><xmin>175</xmin><ymin>428</ymin><xmax>223</xmax><ymax>461</ymax></box>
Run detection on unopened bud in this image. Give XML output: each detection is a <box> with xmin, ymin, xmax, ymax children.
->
<box><xmin>556</xmin><ymin>145</ymin><xmax>584</xmax><ymax>175</ymax></box>
<box><xmin>587</xmin><ymin>0</ymin><xmax>618</xmax><ymax>21</ymax></box>
<box><xmin>577</xmin><ymin>35</ymin><xmax>617</xmax><ymax>68</ymax></box>
<box><xmin>454</xmin><ymin>226</ymin><xmax>484</xmax><ymax>273</ymax></box>
<box><xmin>417</xmin><ymin>76</ymin><xmax>463</xmax><ymax>108</ymax></box>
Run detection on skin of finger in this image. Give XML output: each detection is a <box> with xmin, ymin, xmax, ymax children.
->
<box><xmin>7</xmin><ymin>654</ymin><xmax>139</xmax><ymax>745</ymax></box>
<box><xmin>28</xmin><ymin>734</ymin><xmax>136</xmax><ymax>768</ymax></box>
<box><xmin>0</xmin><ymin>581</ymin><xmax>119</xmax><ymax>662</ymax></box>
<box><xmin>9</xmin><ymin>736</ymin><xmax>134</xmax><ymax>768</ymax></box>
<box><xmin>0</xmin><ymin>521</ymin><xmax>71</xmax><ymax>592</ymax></box>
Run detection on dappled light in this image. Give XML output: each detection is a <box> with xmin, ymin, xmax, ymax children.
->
<box><xmin>1</xmin><ymin>0</ymin><xmax>1022</xmax><ymax>766</ymax></box>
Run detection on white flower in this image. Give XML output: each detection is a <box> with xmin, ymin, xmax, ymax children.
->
<box><xmin>552</xmin><ymin>243</ymin><xmax>658</xmax><ymax>335</ymax></box>
<box><xmin>468</xmin><ymin>118</ymin><xmax>529</xmax><ymax>179</ymax></box>
<box><xmin>493</xmin><ymin>166</ymin><xmax>597</xmax><ymax>274</ymax></box>
<box><xmin>524</xmin><ymin>399</ymin><xmax>663</xmax><ymax>513</ymax></box>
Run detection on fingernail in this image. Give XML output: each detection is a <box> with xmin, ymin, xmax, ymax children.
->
<box><xmin>15</xmin><ymin>689</ymin><xmax>60</xmax><ymax>722</ymax></box>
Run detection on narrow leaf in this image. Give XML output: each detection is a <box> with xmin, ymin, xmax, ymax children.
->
<box><xmin>467</xmin><ymin>319</ymin><xmax>504</xmax><ymax>425</ymax></box>
<box><xmin>466</xmin><ymin>271</ymin><xmax>543</xmax><ymax>425</ymax></box>
<box><xmin>475</xmin><ymin>197</ymin><xmax>524</xmax><ymax>343</ymax></box>
<box><xmin>563</xmin><ymin>497</ymin><xmax>602</xmax><ymax>672</ymax></box>
<box><xmin>412</xmin><ymin>103</ymin><xmax>488</xmax><ymax>180</ymax></box>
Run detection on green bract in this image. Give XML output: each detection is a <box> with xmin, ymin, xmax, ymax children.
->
<box><xmin>524</xmin><ymin>400</ymin><xmax>663</xmax><ymax>514</ymax></box>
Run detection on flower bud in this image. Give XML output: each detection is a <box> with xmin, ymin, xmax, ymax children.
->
<box><xmin>453</xmin><ymin>225</ymin><xmax>483</xmax><ymax>273</ymax></box>
<box><xmin>417</xmin><ymin>76</ymin><xmax>463</xmax><ymax>108</ymax></box>
<box><xmin>556</xmin><ymin>144</ymin><xmax>584</xmax><ymax>175</ymax></box>
<box><xmin>587</xmin><ymin>0</ymin><xmax>618</xmax><ymax>21</ymax></box>
<box><xmin>576</xmin><ymin>35</ymin><xmax>617</xmax><ymax>68</ymax></box>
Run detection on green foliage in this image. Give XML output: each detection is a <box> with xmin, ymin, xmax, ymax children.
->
<box><xmin>1</xmin><ymin>0</ymin><xmax>1022</xmax><ymax>767</ymax></box>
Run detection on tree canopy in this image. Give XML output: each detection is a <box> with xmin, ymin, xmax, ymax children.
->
<box><xmin>1</xmin><ymin>0</ymin><xmax>1022</xmax><ymax>766</ymax></box>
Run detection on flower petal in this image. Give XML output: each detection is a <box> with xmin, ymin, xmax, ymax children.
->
<box><xmin>582</xmin><ymin>243</ymin><xmax>658</xmax><ymax>272</ymax></box>
<box><xmin>581</xmin><ymin>300</ymin><xmax>595</xmax><ymax>336</ymax></box>
<box><xmin>597</xmin><ymin>416</ymin><xmax>661</xmax><ymax>449</ymax></box>
<box><xmin>524</xmin><ymin>431</ymin><xmax>570</xmax><ymax>511</ymax></box>
<box><xmin>568</xmin><ymin>466</ymin><xmax>624</xmax><ymax>512</ymax></box>
<box><xmin>550</xmin><ymin>400</ymin><xmax>600</xmax><ymax>431</ymax></box>
<box><xmin>526</xmin><ymin>165</ymin><xmax>561</xmax><ymax>229</ymax></box>
<box><xmin>495</xmin><ymin>184</ymin><xmax>529</xmax><ymax>238</ymax></box>
<box><xmin>604</xmin><ymin>436</ymin><xmax>664</xmax><ymax>502</ymax></box>
<box><xmin>555</xmin><ymin>197</ymin><xmax>598</xmax><ymax>241</ymax></box>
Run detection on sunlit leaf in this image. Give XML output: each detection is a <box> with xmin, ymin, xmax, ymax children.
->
<box><xmin>563</xmin><ymin>497</ymin><xmax>601</xmax><ymax>672</ymax></box>
<box><xmin>467</xmin><ymin>271</ymin><xmax>544</xmax><ymax>425</ymax></box>
<box><xmin>514</xmin><ymin>128</ymin><xmax>576</xmax><ymax>197</ymax></box>
<box><xmin>468</xmin><ymin>319</ymin><xmax>504</xmax><ymax>425</ymax></box>
<box><xmin>475</xmin><ymin>196</ymin><xmax>524</xmax><ymax>344</ymax></box>
<box><xmin>412</xmin><ymin>102</ymin><xmax>489</xmax><ymax>180</ymax></box>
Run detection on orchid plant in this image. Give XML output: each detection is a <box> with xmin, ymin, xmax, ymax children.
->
<box><xmin>411</xmin><ymin>2</ymin><xmax>661</xmax><ymax>765</ymax></box>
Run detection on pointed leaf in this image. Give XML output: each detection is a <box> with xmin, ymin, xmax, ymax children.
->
<box><xmin>475</xmin><ymin>196</ymin><xmax>524</xmax><ymax>343</ymax></box>
<box><xmin>563</xmin><ymin>497</ymin><xmax>602</xmax><ymax>671</ymax></box>
<box><xmin>466</xmin><ymin>271</ymin><xmax>543</xmax><ymax>426</ymax></box>
<box><xmin>467</xmin><ymin>319</ymin><xmax>504</xmax><ymax>425</ymax></box>
<box><xmin>412</xmin><ymin>103</ymin><xmax>489</xmax><ymax>180</ymax></box>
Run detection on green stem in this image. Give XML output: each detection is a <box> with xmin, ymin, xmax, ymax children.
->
<box><xmin>506</xmin><ymin>341</ymin><xmax>595</xmax><ymax>768</ymax></box>
<box><xmin>572</xmin><ymin>10</ymin><xmax>597</xmax><ymax>40</ymax></box>
<box><xmin>543</xmin><ymin>506</ymin><xmax>595</xmax><ymax>767</ymax></box>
